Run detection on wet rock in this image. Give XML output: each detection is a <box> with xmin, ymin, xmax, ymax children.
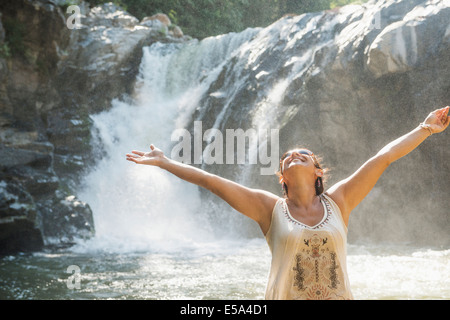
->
<box><xmin>87</xmin><ymin>2</ymin><xmax>139</xmax><ymax>28</ymax></box>
<box><xmin>191</xmin><ymin>0</ymin><xmax>450</xmax><ymax>245</ymax></box>
<box><xmin>39</xmin><ymin>192</ymin><xmax>94</xmax><ymax>246</ymax></box>
<box><xmin>0</xmin><ymin>180</ymin><xmax>43</xmax><ymax>255</ymax></box>
<box><xmin>171</xmin><ymin>25</ymin><xmax>184</xmax><ymax>38</ymax></box>
<box><xmin>0</xmin><ymin>145</ymin><xmax>52</xmax><ymax>170</ymax></box>
<box><xmin>367</xmin><ymin>0</ymin><xmax>450</xmax><ymax>78</ymax></box>
<box><xmin>0</xmin><ymin>0</ymin><xmax>191</xmax><ymax>254</ymax></box>
<box><xmin>142</xmin><ymin>13</ymin><xmax>171</xmax><ymax>27</ymax></box>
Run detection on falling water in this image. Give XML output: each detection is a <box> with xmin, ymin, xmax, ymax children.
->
<box><xmin>75</xmin><ymin>29</ymin><xmax>261</xmax><ymax>253</ymax></box>
<box><xmin>67</xmin><ymin>24</ymin><xmax>449</xmax><ymax>300</ymax></box>
<box><xmin>1</xmin><ymin>7</ymin><xmax>448</xmax><ymax>300</ymax></box>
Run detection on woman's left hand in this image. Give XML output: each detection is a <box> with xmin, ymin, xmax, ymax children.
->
<box><xmin>423</xmin><ymin>106</ymin><xmax>450</xmax><ymax>134</ymax></box>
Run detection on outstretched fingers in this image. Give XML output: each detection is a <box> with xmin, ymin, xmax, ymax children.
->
<box><xmin>131</xmin><ymin>150</ymin><xmax>145</xmax><ymax>156</ymax></box>
<box><xmin>126</xmin><ymin>154</ymin><xmax>139</xmax><ymax>163</ymax></box>
<box><xmin>127</xmin><ymin>151</ymin><xmax>146</xmax><ymax>163</ymax></box>
<box><xmin>126</xmin><ymin>153</ymin><xmax>139</xmax><ymax>159</ymax></box>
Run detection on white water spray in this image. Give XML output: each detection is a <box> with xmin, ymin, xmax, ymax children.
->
<box><xmin>76</xmin><ymin>31</ymin><xmax>260</xmax><ymax>253</ymax></box>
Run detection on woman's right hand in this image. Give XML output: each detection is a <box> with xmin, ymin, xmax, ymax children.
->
<box><xmin>126</xmin><ymin>144</ymin><xmax>166</xmax><ymax>166</ymax></box>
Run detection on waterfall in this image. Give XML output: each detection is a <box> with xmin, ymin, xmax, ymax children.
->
<box><xmin>75</xmin><ymin>15</ymin><xmax>348</xmax><ymax>252</ymax></box>
<box><xmin>76</xmin><ymin>29</ymin><xmax>261</xmax><ymax>253</ymax></box>
<box><xmin>76</xmin><ymin>1</ymin><xmax>450</xmax><ymax>251</ymax></box>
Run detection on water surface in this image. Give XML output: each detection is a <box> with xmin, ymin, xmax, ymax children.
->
<box><xmin>1</xmin><ymin>239</ymin><xmax>448</xmax><ymax>300</ymax></box>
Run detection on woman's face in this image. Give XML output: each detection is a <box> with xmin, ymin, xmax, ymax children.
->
<box><xmin>280</xmin><ymin>149</ymin><xmax>316</xmax><ymax>174</ymax></box>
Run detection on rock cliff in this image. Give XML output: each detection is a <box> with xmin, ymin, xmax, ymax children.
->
<box><xmin>189</xmin><ymin>0</ymin><xmax>450</xmax><ymax>245</ymax></box>
<box><xmin>0</xmin><ymin>0</ymin><xmax>187</xmax><ymax>255</ymax></box>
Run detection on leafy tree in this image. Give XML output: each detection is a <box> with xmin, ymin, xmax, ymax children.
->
<box><xmin>85</xmin><ymin>0</ymin><xmax>367</xmax><ymax>39</ymax></box>
<box><xmin>278</xmin><ymin>0</ymin><xmax>330</xmax><ymax>15</ymax></box>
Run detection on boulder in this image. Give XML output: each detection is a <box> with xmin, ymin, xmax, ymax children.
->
<box><xmin>87</xmin><ymin>2</ymin><xmax>139</xmax><ymax>28</ymax></box>
<box><xmin>367</xmin><ymin>0</ymin><xmax>450</xmax><ymax>78</ymax></box>
<box><xmin>142</xmin><ymin>13</ymin><xmax>171</xmax><ymax>27</ymax></box>
<box><xmin>39</xmin><ymin>192</ymin><xmax>94</xmax><ymax>247</ymax></box>
<box><xmin>171</xmin><ymin>25</ymin><xmax>184</xmax><ymax>38</ymax></box>
<box><xmin>0</xmin><ymin>180</ymin><xmax>43</xmax><ymax>255</ymax></box>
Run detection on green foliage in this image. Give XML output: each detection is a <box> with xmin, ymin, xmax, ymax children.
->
<box><xmin>330</xmin><ymin>0</ymin><xmax>369</xmax><ymax>8</ymax></box>
<box><xmin>0</xmin><ymin>42</ymin><xmax>11</xmax><ymax>59</ymax></box>
<box><xmin>35</xmin><ymin>59</ymin><xmax>50</xmax><ymax>76</ymax></box>
<box><xmin>278</xmin><ymin>0</ymin><xmax>331</xmax><ymax>14</ymax></box>
<box><xmin>2</xmin><ymin>17</ymin><xmax>26</xmax><ymax>57</ymax></box>
<box><xmin>86</xmin><ymin>0</ymin><xmax>128</xmax><ymax>10</ymax></box>
<box><xmin>85</xmin><ymin>0</ymin><xmax>367</xmax><ymax>39</ymax></box>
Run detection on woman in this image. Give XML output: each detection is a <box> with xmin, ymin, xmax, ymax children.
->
<box><xmin>126</xmin><ymin>106</ymin><xmax>449</xmax><ymax>300</ymax></box>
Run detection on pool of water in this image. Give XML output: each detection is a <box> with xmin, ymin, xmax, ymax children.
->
<box><xmin>1</xmin><ymin>238</ymin><xmax>448</xmax><ymax>300</ymax></box>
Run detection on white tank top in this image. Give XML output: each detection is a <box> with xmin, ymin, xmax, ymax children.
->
<box><xmin>265</xmin><ymin>193</ymin><xmax>353</xmax><ymax>300</ymax></box>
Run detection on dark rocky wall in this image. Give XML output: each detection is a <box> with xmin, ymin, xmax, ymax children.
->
<box><xmin>0</xmin><ymin>0</ymin><xmax>187</xmax><ymax>255</ymax></box>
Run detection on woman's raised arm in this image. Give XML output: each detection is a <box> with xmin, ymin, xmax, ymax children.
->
<box><xmin>327</xmin><ymin>106</ymin><xmax>449</xmax><ymax>226</ymax></box>
<box><xmin>126</xmin><ymin>145</ymin><xmax>278</xmax><ymax>234</ymax></box>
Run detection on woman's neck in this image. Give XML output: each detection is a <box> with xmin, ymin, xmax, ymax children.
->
<box><xmin>286</xmin><ymin>182</ymin><xmax>319</xmax><ymax>209</ymax></box>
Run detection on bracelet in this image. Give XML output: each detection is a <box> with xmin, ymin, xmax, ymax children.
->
<box><xmin>419</xmin><ymin>123</ymin><xmax>433</xmax><ymax>136</ymax></box>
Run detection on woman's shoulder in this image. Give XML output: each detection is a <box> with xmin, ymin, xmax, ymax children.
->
<box><xmin>323</xmin><ymin>191</ymin><xmax>349</xmax><ymax>227</ymax></box>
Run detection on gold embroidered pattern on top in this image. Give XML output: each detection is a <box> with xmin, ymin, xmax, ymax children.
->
<box><xmin>291</xmin><ymin>231</ymin><xmax>346</xmax><ymax>300</ymax></box>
